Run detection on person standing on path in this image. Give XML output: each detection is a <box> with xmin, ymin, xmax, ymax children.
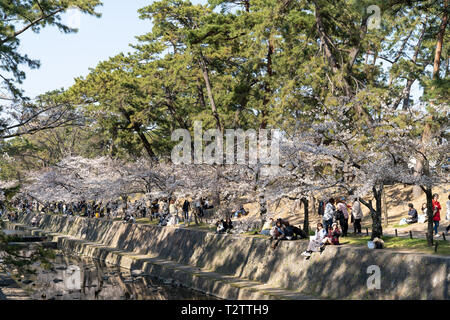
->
<box><xmin>169</xmin><ymin>198</ymin><xmax>179</xmax><ymax>221</ymax></box>
<box><xmin>336</xmin><ymin>198</ymin><xmax>349</xmax><ymax>237</ymax></box>
<box><xmin>182</xmin><ymin>199</ymin><xmax>190</xmax><ymax>226</ymax></box>
<box><xmin>432</xmin><ymin>194</ymin><xmax>442</xmax><ymax>237</ymax></box>
<box><xmin>352</xmin><ymin>197</ymin><xmax>363</xmax><ymax>234</ymax></box>
<box><xmin>323</xmin><ymin>198</ymin><xmax>335</xmax><ymax>233</ymax></box>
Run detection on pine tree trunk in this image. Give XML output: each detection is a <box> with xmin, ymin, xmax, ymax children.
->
<box><xmin>199</xmin><ymin>53</ymin><xmax>222</xmax><ymax>132</ymax></box>
<box><xmin>433</xmin><ymin>0</ymin><xmax>448</xmax><ymax>79</ymax></box>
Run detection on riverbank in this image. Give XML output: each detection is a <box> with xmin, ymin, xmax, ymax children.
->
<box><xmin>6</xmin><ymin>214</ymin><xmax>450</xmax><ymax>300</ymax></box>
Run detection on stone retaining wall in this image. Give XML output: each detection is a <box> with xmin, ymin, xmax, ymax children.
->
<box><xmin>15</xmin><ymin>214</ymin><xmax>450</xmax><ymax>300</ymax></box>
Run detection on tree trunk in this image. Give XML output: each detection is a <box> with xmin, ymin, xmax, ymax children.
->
<box><xmin>311</xmin><ymin>196</ymin><xmax>316</xmax><ymax>217</ymax></box>
<box><xmin>422</xmin><ymin>186</ymin><xmax>435</xmax><ymax>246</ymax></box>
<box><xmin>413</xmin><ymin>121</ymin><xmax>432</xmax><ymax>197</ymax></box>
<box><xmin>260</xmin><ymin>37</ymin><xmax>274</xmax><ymax>129</ymax></box>
<box><xmin>244</xmin><ymin>0</ymin><xmax>250</xmax><ymax>12</ymax></box>
<box><xmin>360</xmin><ymin>185</ymin><xmax>383</xmax><ymax>239</ymax></box>
<box><xmin>136</xmin><ymin>128</ymin><xmax>156</xmax><ymax>158</ymax></box>
<box><xmin>301</xmin><ymin>197</ymin><xmax>309</xmax><ymax>234</ymax></box>
<box><xmin>198</xmin><ymin>53</ymin><xmax>222</xmax><ymax>132</ymax></box>
<box><xmin>383</xmin><ymin>188</ymin><xmax>388</xmax><ymax>226</ymax></box>
<box><xmin>433</xmin><ymin>0</ymin><xmax>448</xmax><ymax>79</ymax></box>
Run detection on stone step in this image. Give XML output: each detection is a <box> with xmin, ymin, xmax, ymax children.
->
<box><xmin>26</xmin><ymin>228</ymin><xmax>313</xmax><ymax>300</ymax></box>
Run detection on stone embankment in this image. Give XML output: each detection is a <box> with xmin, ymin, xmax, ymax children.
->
<box><xmin>7</xmin><ymin>214</ymin><xmax>450</xmax><ymax>300</ymax></box>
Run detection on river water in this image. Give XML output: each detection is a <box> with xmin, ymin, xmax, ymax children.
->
<box><xmin>17</xmin><ymin>251</ymin><xmax>218</xmax><ymax>300</ymax></box>
<box><xmin>2</xmin><ymin>228</ymin><xmax>217</xmax><ymax>300</ymax></box>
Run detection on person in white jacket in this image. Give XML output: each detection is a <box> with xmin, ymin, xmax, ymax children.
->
<box><xmin>323</xmin><ymin>198</ymin><xmax>336</xmax><ymax>233</ymax></box>
<box><xmin>301</xmin><ymin>223</ymin><xmax>327</xmax><ymax>258</ymax></box>
<box><xmin>352</xmin><ymin>198</ymin><xmax>363</xmax><ymax>234</ymax></box>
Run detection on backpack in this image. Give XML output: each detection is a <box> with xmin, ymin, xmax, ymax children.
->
<box><xmin>335</xmin><ymin>209</ymin><xmax>344</xmax><ymax>221</ymax></box>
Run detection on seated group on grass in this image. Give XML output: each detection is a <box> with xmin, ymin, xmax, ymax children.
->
<box><xmin>263</xmin><ymin>218</ymin><xmax>308</xmax><ymax>249</ymax></box>
<box><xmin>301</xmin><ymin>222</ymin><xmax>341</xmax><ymax>259</ymax></box>
<box><xmin>233</xmin><ymin>205</ymin><xmax>248</xmax><ymax>218</ymax></box>
<box><xmin>216</xmin><ymin>217</ymin><xmax>233</xmax><ymax>234</ymax></box>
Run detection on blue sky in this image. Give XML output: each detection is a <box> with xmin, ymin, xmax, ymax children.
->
<box><xmin>18</xmin><ymin>1</ymin><xmax>204</xmax><ymax>98</ymax></box>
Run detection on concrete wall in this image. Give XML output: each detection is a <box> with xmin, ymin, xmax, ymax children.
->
<box><xmin>16</xmin><ymin>214</ymin><xmax>450</xmax><ymax>300</ymax></box>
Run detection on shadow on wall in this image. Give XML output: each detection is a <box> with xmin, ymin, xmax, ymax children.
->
<box><xmin>17</xmin><ymin>214</ymin><xmax>450</xmax><ymax>300</ymax></box>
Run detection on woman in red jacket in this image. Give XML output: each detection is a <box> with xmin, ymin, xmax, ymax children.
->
<box><xmin>432</xmin><ymin>194</ymin><xmax>442</xmax><ymax>237</ymax></box>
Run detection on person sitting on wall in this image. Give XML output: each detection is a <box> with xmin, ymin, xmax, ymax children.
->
<box><xmin>123</xmin><ymin>213</ymin><xmax>135</xmax><ymax>224</ymax></box>
<box><xmin>167</xmin><ymin>213</ymin><xmax>180</xmax><ymax>227</ymax></box>
<box><xmin>270</xmin><ymin>220</ymin><xmax>288</xmax><ymax>249</ymax></box>
<box><xmin>291</xmin><ymin>224</ymin><xmax>308</xmax><ymax>239</ymax></box>
<box><xmin>31</xmin><ymin>214</ymin><xmax>40</xmax><ymax>227</ymax></box>
<box><xmin>216</xmin><ymin>217</ymin><xmax>233</xmax><ymax>234</ymax></box>
<box><xmin>322</xmin><ymin>223</ymin><xmax>341</xmax><ymax>246</ymax></box>
<box><xmin>260</xmin><ymin>218</ymin><xmax>275</xmax><ymax>236</ymax></box>
<box><xmin>418</xmin><ymin>203</ymin><xmax>428</xmax><ymax>223</ymax></box>
<box><xmin>216</xmin><ymin>219</ymin><xmax>225</xmax><ymax>233</ymax></box>
<box><xmin>158</xmin><ymin>213</ymin><xmax>169</xmax><ymax>226</ymax></box>
<box><xmin>225</xmin><ymin>217</ymin><xmax>233</xmax><ymax>232</ymax></box>
<box><xmin>301</xmin><ymin>223</ymin><xmax>327</xmax><ymax>259</ymax></box>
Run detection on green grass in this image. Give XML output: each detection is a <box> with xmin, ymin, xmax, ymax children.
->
<box><xmin>135</xmin><ymin>218</ymin><xmax>159</xmax><ymax>225</ymax></box>
<box><xmin>186</xmin><ymin>222</ymin><xmax>216</xmax><ymax>232</ymax></box>
<box><xmin>392</xmin><ymin>223</ymin><xmax>410</xmax><ymax>229</ymax></box>
<box><xmin>342</xmin><ymin>234</ymin><xmax>450</xmax><ymax>256</ymax></box>
<box><xmin>242</xmin><ymin>230</ymin><xmax>270</xmax><ymax>239</ymax></box>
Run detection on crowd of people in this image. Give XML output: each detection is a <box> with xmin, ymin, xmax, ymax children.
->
<box><xmin>3</xmin><ymin>192</ymin><xmax>450</xmax><ymax>257</ymax></box>
<box><xmin>2</xmin><ymin>196</ymin><xmax>215</xmax><ymax>228</ymax></box>
<box><xmin>397</xmin><ymin>194</ymin><xmax>450</xmax><ymax>237</ymax></box>
<box><xmin>319</xmin><ymin>197</ymin><xmax>363</xmax><ymax>236</ymax></box>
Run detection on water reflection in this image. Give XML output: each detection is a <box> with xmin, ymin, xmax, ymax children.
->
<box><xmin>24</xmin><ymin>252</ymin><xmax>217</xmax><ymax>300</ymax></box>
<box><xmin>2</xmin><ymin>229</ymin><xmax>31</xmax><ymax>236</ymax></box>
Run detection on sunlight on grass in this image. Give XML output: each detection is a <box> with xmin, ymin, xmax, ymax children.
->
<box><xmin>343</xmin><ymin>234</ymin><xmax>450</xmax><ymax>256</ymax></box>
<box><xmin>392</xmin><ymin>223</ymin><xmax>410</xmax><ymax>229</ymax></box>
<box><xmin>135</xmin><ymin>218</ymin><xmax>158</xmax><ymax>225</ymax></box>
